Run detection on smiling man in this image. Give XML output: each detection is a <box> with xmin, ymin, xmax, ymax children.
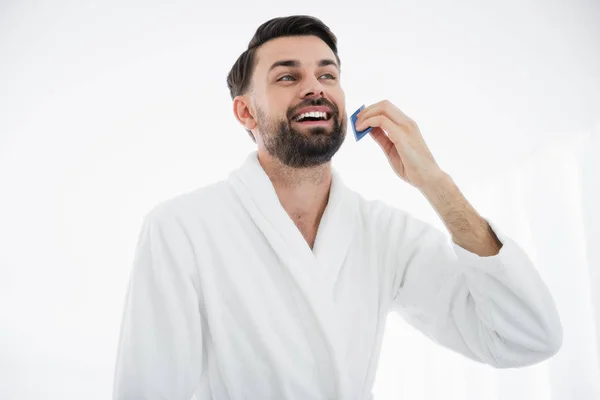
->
<box><xmin>113</xmin><ymin>15</ymin><xmax>563</xmax><ymax>400</ymax></box>
<box><xmin>240</xmin><ymin>40</ymin><xmax>345</xmax><ymax>169</ymax></box>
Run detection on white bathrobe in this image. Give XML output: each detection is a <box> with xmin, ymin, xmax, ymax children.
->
<box><xmin>113</xmin><ymin>151</ymin><xmax>562</xmax><ymax>400</ymax></box>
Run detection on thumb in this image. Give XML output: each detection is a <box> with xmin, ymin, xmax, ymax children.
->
<box><xmin>370</xmin><ymin>127</ymin><xmax>395</xmax><ymax>156</ymax></box>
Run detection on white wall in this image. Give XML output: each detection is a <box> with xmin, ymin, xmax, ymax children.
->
<box><xmin>1</xmin><ymin>1</ymin><xmax>599</xmax><ymax>398</ymax></box>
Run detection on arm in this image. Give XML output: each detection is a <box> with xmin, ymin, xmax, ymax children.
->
<box><xmin>419</xmin><ymin>171</ymin><xmax>502</xmax><ymax>257</ymax></box>
<box><xmin>388</xmin><ymin>206</ymin><xmax>563</xmax><ymax>368</ymax></box>
<box><xmin>357</xmin><ymin>99</ymin><xmax>562</xmax><ymax>367</ymax></box>
<box><xmin>113</xmin><ymin>211</ymin><xmax>203</xmax><ymax>399</ymax></box>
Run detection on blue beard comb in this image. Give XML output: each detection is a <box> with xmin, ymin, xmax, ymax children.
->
<box><xmin>351</xmin><ymin>104</ymin><xmax>372</xmax><ymax>141</ymax></box>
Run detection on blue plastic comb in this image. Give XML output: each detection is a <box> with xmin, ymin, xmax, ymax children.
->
<box><xmin>351</xmin><ymin>105</ymin><xmax>372</xmax><ymax>141</ymax></box>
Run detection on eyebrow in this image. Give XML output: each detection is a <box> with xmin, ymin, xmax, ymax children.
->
<box><xmin>268</xmin><ymin>58</ymin><xmax>339</xmax><ymax>72</ymax></box>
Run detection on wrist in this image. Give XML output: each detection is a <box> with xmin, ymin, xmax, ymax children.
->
<box><xmin>418</xmin><ymin>170</ymin><xmax>452</xmax><ymax>194</ymax></box>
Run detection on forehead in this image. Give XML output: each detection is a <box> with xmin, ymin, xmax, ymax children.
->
<box><xmin>254</xmin><ymin>35</ymin><xmax>338</xmax><ymax>74</ymax></box>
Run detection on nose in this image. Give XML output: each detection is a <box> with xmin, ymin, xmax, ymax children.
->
<box><xmin>300</xmin><ymin>75</ymin><xmax>325</xmax><ymax>99</ymax></box>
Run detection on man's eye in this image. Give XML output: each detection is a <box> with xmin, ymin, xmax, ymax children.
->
<box><xmin>320</xmin><ymin>73</ymin><xmax>336</xmax><ymax>79</ymax></box>
<box><xmin>278</xmin><ymin>75</ymin><xmax>295</xmax><ymax>82</ymax></box>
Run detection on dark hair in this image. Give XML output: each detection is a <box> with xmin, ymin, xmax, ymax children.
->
<box><xmin>226</xmin><ymin>15</ymin><xmax>341</xmax><ymax>142</ymax></box>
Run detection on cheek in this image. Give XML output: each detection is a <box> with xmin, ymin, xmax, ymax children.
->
<box><xmin>335</xmin><ymin>99</ymin><xmax>346</xmax><ymax>119</ymax></box>
<box><xmin>267</xmin><ymin>87</ymin><xmax>293</xmax><ymax>104</ymax></box>
<box><xmin>263</xmin><ymin>99</ymin><xmax>290</xmax><ymax>120</ymax></box>
<box><xmin>332</xmin><ymin>90</ymin><xmax>345</xmax><ymax>114</ymax></box>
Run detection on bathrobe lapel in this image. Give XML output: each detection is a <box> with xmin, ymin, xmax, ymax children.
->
<box><xmin>228</xmin><ymin>152</ymin><xmax>358</xmax><ymax>399</ymax></box>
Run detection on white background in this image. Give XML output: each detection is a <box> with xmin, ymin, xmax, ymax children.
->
<box><xmin>1</xmin><ymin>1</ymin><xmax>599</xmax><ymax>399</ymax></box>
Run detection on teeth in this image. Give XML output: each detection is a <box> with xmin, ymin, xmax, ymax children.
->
<box><xmin>294</xmin><ymin>111</ymin><xmax>329</xmax><ymax>121</ymax></box>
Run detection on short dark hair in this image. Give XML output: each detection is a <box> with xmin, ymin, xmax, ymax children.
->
<box><xmin>226</xmin><ymin>15</ymin><xmax>341</xmax><ymax>142</ymax></box>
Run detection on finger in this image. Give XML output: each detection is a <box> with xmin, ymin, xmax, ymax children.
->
<box><xmin>371</xmin><ymin>128</ymin><xmax>406</xmax><ymax>178</ymax></box>
<box><xmin>356</xmin><ymin>115</ymin><xmax>405</xmax><ymax>145</ymax></box>
<box><xmin>369</xmin><ymin>127</ymin><xmax>395</xmax><ymax>155</ymax></box>
<box><xmin>355</xmin><ymin>114</ymin><xmax>391</xmax><ymax>132</ymax></box>
<box><xmin>357</xmin><ymin>100</ymin><xmax>414</xmax><ymax>129</ymax></box>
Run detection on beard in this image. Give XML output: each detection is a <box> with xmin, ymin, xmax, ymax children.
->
<box><xmin>255</xmin><ymin>98</ymin><xmax>346</xmax><ymax>168</ymax></box>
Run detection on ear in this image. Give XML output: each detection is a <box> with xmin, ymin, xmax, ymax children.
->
<box><xmin>233</xmin><ymin>95</ymin><xmax>257</xmax><ymax>130</ymax></box>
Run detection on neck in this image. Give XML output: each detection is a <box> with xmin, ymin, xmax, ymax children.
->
<box><xmin>257</xmin><ymin>149</ymin><xmax>332</xmax><ymax>228</ymax></box>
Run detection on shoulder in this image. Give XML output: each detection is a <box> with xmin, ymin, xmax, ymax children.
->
<box><xmin>143</xmin><ymin>180</ymin><xmax>234</xmax><ymax>227</ymax></box>
<box><xmin>354</xmin><ymin>192</ymin><xmax>411</xmax><ymax>230</ymax></box>
<box><xmin>354</xmin><ymin>191</ymin><xmax>445</xmax><ymax>245</ymax></box>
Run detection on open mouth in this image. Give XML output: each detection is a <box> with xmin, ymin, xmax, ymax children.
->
<box><xmin>291</xmin><ymin>111</ymin><xmax>333</xmax><ymax>124</ymax></box>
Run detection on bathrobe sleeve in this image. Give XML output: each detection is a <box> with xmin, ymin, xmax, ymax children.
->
<box><xmin>389</xmin><ymin>212</ymin><xmax>563</xmax><ymax>368</ymax></box>
<box><xmin>113</xmin><ymin>211</ymin><xmax>204</xmax><ymax>399</ymax></box>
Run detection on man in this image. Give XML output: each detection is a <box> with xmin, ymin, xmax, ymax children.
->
<box><xmin>113</xmin><ymin>15</ymin><xmax>562</xmax><ymax>400</ymax></box>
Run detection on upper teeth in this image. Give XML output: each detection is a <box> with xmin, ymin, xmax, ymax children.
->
<box><xmin>294</xmin><ymin>111</ymin><xmax>328</xmax><ymax>121</ymax></box>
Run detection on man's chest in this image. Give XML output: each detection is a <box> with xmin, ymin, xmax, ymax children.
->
<box><xmin>184</xmin><ymin>207</ymin><xmax>393</xmax><ymax>397</ymax></box>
